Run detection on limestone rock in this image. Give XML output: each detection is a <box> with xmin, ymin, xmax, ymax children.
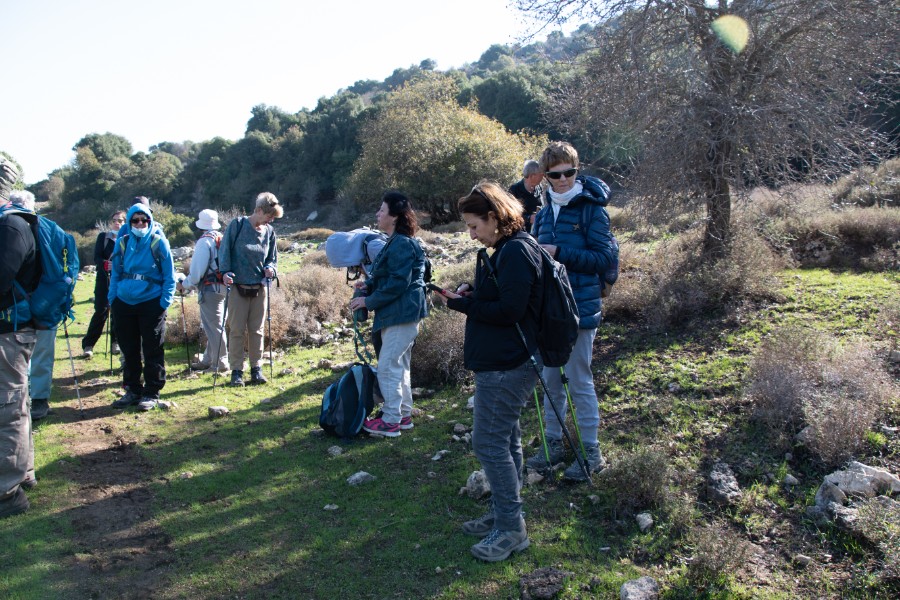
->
<box><xmin>208</xmin><ymin>406</ymin><xmax>229</xmax><ymax>418</ymax></box>
<box><xmin>636</xmin><ymin>512</ymin><xmax>654</xmax><ymax>532</ymax></box>
<box><xmin>347</xmin><ymin>471</ymin><xmax>376</xmax><ymax>486</ymax></box>
<box><xmin>620</xmin><ymin>576</ymin><xmax>659</xmax><ymax>600</ymax></box>
<box><xmin>462</xmin><ymin>470</ymin><xmax>491</xmax><ymax>499</ymax></box>
<box><xmin>708</xmin><ymin>461</ymin><xmax>743</xmax><ymax>506</ymax></box>
<box><xmin>520</xmin><ymin>567</ymin><xmax>572</xmax><ymax>600</ymax></box>
<box><xmin>824</xmin><ymin>461</ymin><xmax>900</xmax><ymax>497</ymax></box>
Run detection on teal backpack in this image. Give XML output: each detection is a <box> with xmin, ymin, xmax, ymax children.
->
<box><xmin>1</xmin><ymin>207</ymin><xmax>80</xmax><ymax>329</ymax></box>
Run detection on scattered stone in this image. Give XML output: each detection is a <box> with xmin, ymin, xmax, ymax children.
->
<box><xmin>815</xmin><ymin>481</ymin><xmax>847</xmax><ymax>508</ymax></box>
<box><xmin>432</xmin><ymin>450</ymin><xmax>450</xmax><ymax>461</ymax></box>
<box><xmin>280</xmin><ymin>367</ymin><xmax>295</xmax><ymax>376</ymax></box>
<box><xmin>427</xmin><ymin>471</ymin><xmax>437</xmax><ymax>478</ymax></box>
<box><xmin>667</xmin><ymin>382</ymin><xmax>681</xmax><ymax>393</ymax></box>
<box><xmin>208</xmin><ymin>406</ymin><xmax>230</xmax><ymax>418</ymax></box>
<box><xmin>327</xmin><ymin>446</ymin><xmax>343</xmax><ymax>457</ymax></box>
<box><xmin>157</xmin><ymin>400</ymin><xmax>174</xmax><ymax>410</ymax></box>
<box><xmin>519</xmin><ymin>567</ymin><xmax>572</xmax><ymax>600</ymax></box>
<box><xmin>599</xmin><ymin>546</ymin><xmax>611</xmax><ymax>552</ymax></box>
<box><xmin>453</xmin><ymin>423</ymin><xmax>469</xmax><ymax>435</ymax></box>
<box><xmin>784</xmin><ymin>452</ymin><xmax>793</xmax><ymax>461</ymax></box>
<box><xmin>179</xmin><ymin>472</ymin><xmax>193</xmax><ymax>479</ymax></box>
<box><xmin>317</xmin><ymin>358</ymin><xmax>333</xmax><ymax>370</ymax></box>
<box><xmin>525</xmin><ymin>470</ymin><xmax>544</xmax><ymax>486</ymax></box>
<box><xmin>461</xmin><ymin>470</ymin><xmax>491</xmax><ymax>499</ymax></box>
<box><xmin>260</xmin><ymin>398</ymin><xmax>271</xmax><ymax>404</ymax></box>
<box><xmin>306</xmin><ymin>210</ymin><xmax>318</xmax><ymax>221</ymax></box>
<box><xmin>347</xmin><ymin>471</ymin><xmax>376</xmax><ymax>486</ymax></box>
<box><xmin>636</xmin><ymin>512</ymin><xmax>654</xmax><ymax>532</ymax></box>
<box><xmin>466</xmin><ymin>395</ymin><xmax>475</xmax><ymax>410</ymax></box>
<box><xmin>794</xmin><ymin>554</ymin><xmax>812</xmax><ymax>567</ymax></box>
<box><xmin>889</xmin><ymin>349</ymin><xmax>900</xmax><ymax>364</ymax></box>
<box><xmin>707</xmin><ymin>461</ymin><xmax>743</xmax><ymax>506</ymax></box>
<box><xmin>411</xmin><ymin>387</ymin><xmax>434</xmax><ymax>399</ymax></box>
<box><xmin>620</xmin><ymin>576</ymin><xmax>659</xmax><ymax>600</ymax></box>
<box><xmin>588</xmin><ymin>495</ymin><xmax>600</xmax><ymax>505</ymax></box>
<box><xmin>783</xmin><ymin>474</ymin><xmax>800</xmax><ymax>487</ymax></box>
<box><xmin>435</xmin><ymin>566</ymin><xmax>442</xmax><ymax>574</ymax></box>
<box><xmin>824</xmin><ymin>461</ymin><xmax>900</xmax><ymax>497</ymax></box>
<box><xmin>310</xmin><ymin>429</ymin><xmax>326</xmax><ymax>437</ymax></box>
<box><xmin>881</xmin><ymin>425</ymin><xmax>898</xmax><ymax>435</ymax></box>
<box><xmin>795</xmin><ymin>426</ymin><xmax>813</xmax><ymax>445</ymax></box>
<box><xmin>323</xmin><ymin>504</ymin><xmax>338</xmax><ymax>511</ymax></box>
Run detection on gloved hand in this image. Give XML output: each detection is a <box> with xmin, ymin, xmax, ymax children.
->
<box><xmin>103</xmin><ymin>260</ymin><xmax>112</xmax><ymax>272</ymax></box>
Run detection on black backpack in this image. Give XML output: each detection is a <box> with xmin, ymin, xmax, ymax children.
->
<box><xmin>479</xmin><ymin>238</ymin><xmax>579</xmax><ymax>368</ymax></box>
<box><xmin>319</xmin><ymin>363</ymin><xmax>377</xmax><ymax>439</ymax></box>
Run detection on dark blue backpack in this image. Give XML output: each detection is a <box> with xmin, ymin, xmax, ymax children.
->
<box><xmin>319</xmin><ymin>363</ymin><xmax>377</xmax><ymax>438</ymax></box>
<box><xmin>1</xmin><ymin>207</ymin><xmax>80</xmax><ymax>329</ymax></box>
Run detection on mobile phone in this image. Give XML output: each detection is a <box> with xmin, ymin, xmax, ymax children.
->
<box><xmin>426</xmin><ymin>282</ymin><xmax>449</xmax><ymax>296</ymax></box>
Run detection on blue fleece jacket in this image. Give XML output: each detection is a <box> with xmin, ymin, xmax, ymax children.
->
<box><xmin>108</xmin><ymin>203</ymin><xmax>176</xmax><ymax>309</ymax></box>
<box><xmin>532</xmin><ymin>175</ymin><xmax>616</xmax><ymax>329</ymax></box>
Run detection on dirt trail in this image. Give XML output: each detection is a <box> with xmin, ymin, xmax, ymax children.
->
<box><xmin>50</xmin><ymin>379</ymin><xmax>173</xmax><ymax>599</ymax></box>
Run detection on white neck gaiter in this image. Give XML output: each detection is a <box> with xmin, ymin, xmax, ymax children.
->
<box><xmin>549</xmin><ymin>182</ymin><xmax>583</xmax><ymax>221</ymax></box>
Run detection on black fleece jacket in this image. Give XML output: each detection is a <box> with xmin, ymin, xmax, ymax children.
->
<box><xmin>0</xmin><ymin>212</ymin><xmax>38</xmax><ymax>333</ymax></box>
<box><xmin>447</xmin><ymin>231</ymin><xmax>542</xmax><ymax>372</ymax></box>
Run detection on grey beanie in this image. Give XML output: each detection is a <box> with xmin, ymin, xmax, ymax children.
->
<box><xmin>0</xmin><ymin>158</ymin><xmax>19</xmax><ymax>202</ymax></box>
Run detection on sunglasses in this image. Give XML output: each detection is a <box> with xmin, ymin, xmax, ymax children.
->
<box><xmin>131</xmin><ymin>217</ymin><xmax>149</xmax><ymax>225</ymax></box>
<box><xmin>545</xmin><ymin>168</ymin><xmax>578</xmax><ymax>180</ymax></box>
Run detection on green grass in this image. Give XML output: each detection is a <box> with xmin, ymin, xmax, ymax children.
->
<box><xmin>1</xmin><ymin>267</ymin><xmax>898</xmax><ymax>598</ymax></box>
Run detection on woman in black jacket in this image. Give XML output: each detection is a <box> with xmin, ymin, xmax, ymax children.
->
<box><xmin>433</xmin><ymin>181</ymin><xmax>542</xmax><ymax>562</ymax></box>
<box><xmin>82</xmin><ymin>210</ymin><xmax>125</xmax><ymax>357</ymax></box>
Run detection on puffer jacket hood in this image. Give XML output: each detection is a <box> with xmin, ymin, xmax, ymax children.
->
<box><xmin>109</xmin><ymin>203</ymin><xmax>176</xmax><ymax>309</ymax></box>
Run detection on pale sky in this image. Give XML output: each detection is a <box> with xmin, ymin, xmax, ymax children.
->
<box><xmin>1</xmin><ymin>0</ymin><xmax>568</xmax><ymax>184</ymax></box>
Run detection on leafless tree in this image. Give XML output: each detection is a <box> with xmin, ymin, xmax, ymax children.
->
<box><xmin>516</xmin><ymin>0</ymin><xmax>898</xmax><ymax>259</ymax></box>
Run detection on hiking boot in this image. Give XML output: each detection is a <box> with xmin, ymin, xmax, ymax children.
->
<box><xmin>229</xmin><ymin>370</ymin><xmax>245</xmax><ymax>387</ymax></box>
<box><xmin>21</xmin><ymin>476</ymin><xmax>37</xmax><ymax>490</ymax></box>
<box><xmin>248</xmin><ymin>367</ymin><xmax>267</xmax><ymax>385</ymax></box>
<box><xmin>82</xmin><ymin>347</ymin><xmax>94</xmax><ymax>359</ymax></box>
<box><xmin>111</xmin><ymin>389</ymin><xmax>142</xmax><ymax>408</ymax></box>
<box><xmin>110</xmin><ymin>342</ymin><xmax>120</xmax><ymax>355</ymax></box>
<box><xmin>399</xmin><ymin>416</ymin><xmax>414</xmax><ymax>430</ymax></box>
<box><xmin>526</xmin><ymin>438</ymin><xmax>566</xmax><ymax>471</ymax></box>
<box><xmin>30</xmin><ymin>398</ymin><xmax>53</xmax><ymax>421</ymax></box>
<box><xmin>137</xmin><ymin>396</ymin><xmax>159</xmax><ymax>411</ymax></box>
<box><xmin>190</xmin><ymin>361</ymin><xmax>210</xmax><ymax>371</ymax></box>
<box><xmin>563</xmin><ymin>444</ymin><xmax>606</xmax><ymax>482</ymax></box>
<box><xmin>470</xmin><ymin>527</ymin><xmax>530</xmax><ymax>562</ymax></box>
<box><xmin>0</xmin><ymin>488</ymin><xmax>29</xmax><ymax>519</ymax></box>
<box><xmin>462</xmin><ymin>512</ymin><xmax>495</xmax><ymax>536</ymax></box>
<box><xmin>362</xmin><ymin>417</ymin><xmax>401</xmax><ymax>438</ymax></box>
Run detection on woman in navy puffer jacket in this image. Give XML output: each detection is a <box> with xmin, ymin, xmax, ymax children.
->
<box><xmin>527</xmin><ymin>141</ymin><xmax>617</xmax><ymax>481</ymax></box>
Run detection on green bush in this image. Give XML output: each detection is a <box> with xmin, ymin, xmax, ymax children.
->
<box><xmin>598</xmin><ymin>446</ymin><xmax>671</xmax><ymax>515</ymax></box>
<box><xmin>410</xmin><ymin>307</ymin><xmax>468</xmax><ymax>388</ymax></box>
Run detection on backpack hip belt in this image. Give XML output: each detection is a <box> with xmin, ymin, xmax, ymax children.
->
<box><xmin>122</xmin><ymin>272</ymin><xmax>162</xmax><ymax>284</ymax></box>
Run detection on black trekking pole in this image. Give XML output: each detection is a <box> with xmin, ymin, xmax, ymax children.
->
<box><xmin>212</xmin><ymin>285</ymin><xmax>231</xmax><ymax>390</ymax></box>
<box><xmin>62</xmin><ymin>318</ymin><xmax>84</xmax><ymax>418</ymax></box>
<box><xmin>265</xmin><ymin>277</ymin><xmax>274</xmax><ymax>381</ymax></box>
<box><xmin>478</xmin><ymin>250</ymin><xmax>593</xmax><ymax>484</ymax></box>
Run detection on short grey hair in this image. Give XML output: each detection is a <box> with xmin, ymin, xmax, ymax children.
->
<box><xmin>522</xmin><ymin>160</ymin><xmax>542</xmax><ymax>177</ymax></box>
<box><xmin>9</xmin><ymin>190</ymin><xmax>35</xmax><ymax>211</ymax></box>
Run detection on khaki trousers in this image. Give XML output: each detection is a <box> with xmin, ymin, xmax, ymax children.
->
<box><xmin>0</xmin><ymin>328</ymin><xmax>36</xmax><ymax>499</ymax></box>
<box><xmin>225</xmin><ymin>285</ymin><xmax>267</xmax><ymax>371</ymax></box>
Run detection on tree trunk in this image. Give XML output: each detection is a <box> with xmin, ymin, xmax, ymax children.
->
<box><xmin>703</xmin><ymin>169</ymin><xmax>731</xmax><ymax>260</ymax></box>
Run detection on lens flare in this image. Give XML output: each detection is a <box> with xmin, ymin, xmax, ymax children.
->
<box><xmin>711</xmin><ymin>15</ymin><xmax>749</xmax><ymax>54</ymax></box>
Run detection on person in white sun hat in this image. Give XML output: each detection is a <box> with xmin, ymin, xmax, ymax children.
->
<box><xmin>178</xmin><ymin>209</ymin><xmax>228</xmax><ymax>373</ymax></box>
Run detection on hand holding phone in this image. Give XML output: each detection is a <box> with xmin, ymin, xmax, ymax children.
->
<box><xmin>426</xmin><ymin>283</ymin><xmax>449</xmax><ymax>296</ymax></box>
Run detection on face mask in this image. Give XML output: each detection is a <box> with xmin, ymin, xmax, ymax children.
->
<box><xmin>132</xmin><ymin>225</ymin><xmax>149</xmax><ymax>238</ymax></box>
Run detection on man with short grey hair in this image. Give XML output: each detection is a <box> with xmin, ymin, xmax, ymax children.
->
<box><xmin>508</xmin><ymin>159</ymin><xmax>544</xmax><ymax>226</ymax></box>
<box><xmin>0</xmin><ymin>159</ymin><xmax>38</xmax><ymax>518</ymax></box>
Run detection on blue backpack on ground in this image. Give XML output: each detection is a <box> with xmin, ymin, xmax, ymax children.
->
<box><xmin>319</xmin><ymin>363</ymin><xmax>377</xmax><ymax>439</ymax></box>
<box><xmin>1</xmin><ymin>207</ymin><xmax>80</xmax><ymax>329</ymax></box>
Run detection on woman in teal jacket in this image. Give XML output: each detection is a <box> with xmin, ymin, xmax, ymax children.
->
<box><xmin>108</xmin><ymin>202</ymin><xmax>176</xmax><ymax>411</ymax></box>
<box><xmin>349</xmin><ymin>191</ymin><xmax>428</xmax><ymax>437</ymax></box>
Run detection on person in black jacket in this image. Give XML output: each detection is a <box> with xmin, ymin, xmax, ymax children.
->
<box><xmin>433</xmin><ymin>181</ymin><xmax>542</xmax><ymax>562</ymax></box>
<box><xmin>507</xmin><ymin>159</ymin><xmax>544</xmax><ymax>227</ymax></box>
<box><xmin>82</xmin><ymin>210</ymin><xmax>126</xmax><ymax>357</ymax></box>
<box><xmin>0</xmin><ymin>158</ymin><xmax>39</xmax><ymax>519</ymax></box>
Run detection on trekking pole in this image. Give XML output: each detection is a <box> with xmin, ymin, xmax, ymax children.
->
<box><xmin>62</xmin><ymin>318</ymin><xmax>84</xmax><ymax>418</ymax></box>
<box><xmin>179</xmin><ymin>289</ymin><xmax>191</xmax><ymax>371</ymax></box>
<box><xmin>265</xmin><ymin>277</ymin><xmax>274</xmax><ymax>381</ymax></box>
<box><xmin>212</xmin><ymin>285</ymin><xmax>231</xmax><ymax>390</ymax></box>
<box><xmin>478</xmin><ymin>249</ymin><xmax>593</xmax><ymax>484</ymax></box>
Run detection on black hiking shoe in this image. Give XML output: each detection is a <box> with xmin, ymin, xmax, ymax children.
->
<box><xmin>30</xmin><ymin>398</ymin><xmax>53</xmax><ymax>421</ymax></box>
<box><xmin>229</xmin><ymin>370</ymin><xmax>245</xmax><ymax>387</ymax></box>
<box><xmin>112</xmin><ymin>389</ymin><xmax>142</xmax><ymax>409</ymax></box>
<box><xmin>0</xmin><ymin>488</ymin><xmax>29</xmax><ymax>519</ymax></box>
<box><xmin>248</xmin><ymin>367</ymin><xmax>267</xmax><ymax>385</ymax></box>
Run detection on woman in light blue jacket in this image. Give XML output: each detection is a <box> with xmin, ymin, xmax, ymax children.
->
<box><xmin>108</xmin><ymin>202</ymin><xmax>176</xmax><ymax>411</ymax></box>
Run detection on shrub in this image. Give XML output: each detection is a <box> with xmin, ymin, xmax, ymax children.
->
<box><xmin>72</xmin><ymin>229</ymin><xmax>97</xmax><ymax>269</ymax></box>
<box><xmin>293</xmin><ymin>227</ymin><xmax>335</xmax><ymax>241</ymax></box>
<box><xmin>832</xmin><ymin>157</ymin><xmax>900</xmax><ymax>208</ymax></box>
<box><xmin>686</xmin><ymin>523</ymin><xmax>752</xmax><ymax>587</ymax></box>
<box><xmin>150</xmin><ymin>202</ymin><xmax>194</xmax><ymax>248</ymax></box>
<box><xmin>410</xmin><ymin>307</ymin><xmax>468</xmax><ymax>388</ymax></box>
<box><xmin>598</xmin><ymin>446</ymin><xmax>671</xmax><ymax>515</ymax></box>
<box><xmin>746</xmin><ymin>327</ymin><xmax>895</xmax><ymax>465</ymax></box>
<box><xmin>615</xmin><ymin>225</ymin><xmax>783</xmax><ymax>330</ymax></box>
<box><xmin>857</xmin><ymin>497</ymin><xmax>900</xmax><ymax>584</ymax></box>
